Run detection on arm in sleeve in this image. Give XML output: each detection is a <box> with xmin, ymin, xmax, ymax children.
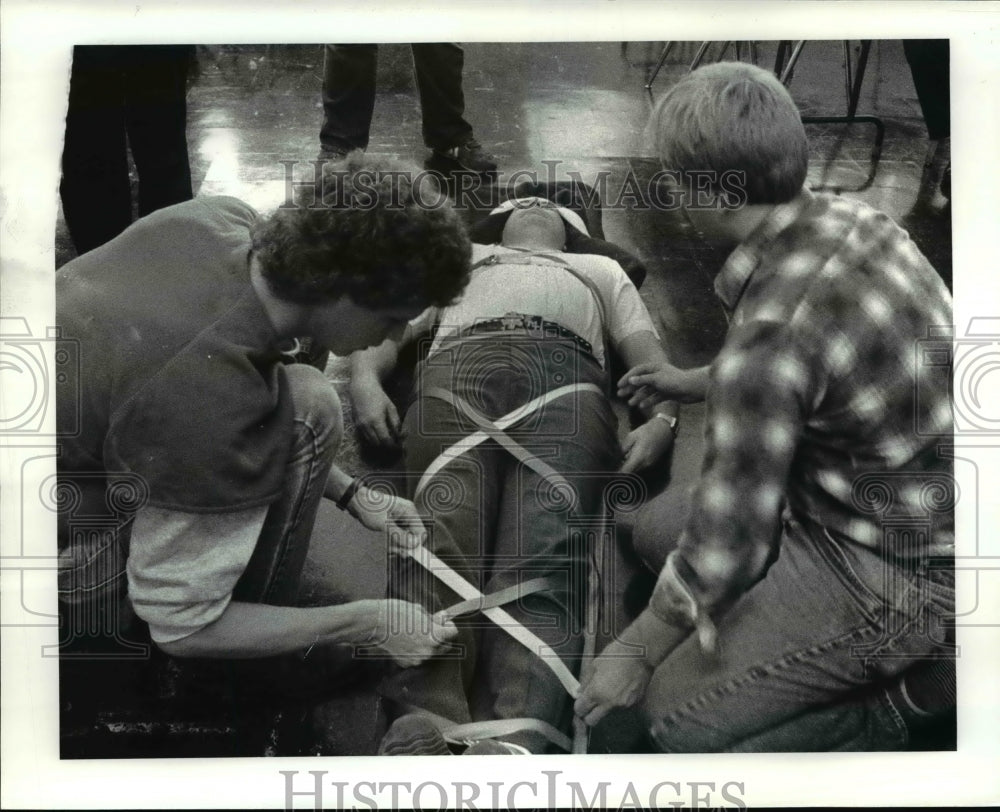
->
<box><xmin>648</xmin><ymin>320</ymin><xmax>818</xmax><ymax>652</ymax></box>
<box><xmin>127</xmin><ymin>504</ymin><xmax>266</xmax><ymax>644</ymax></box>
<box><xmin>599</xmin><ymin>257</ymin><xmax>659</xmax><ymax>348</ymax></box>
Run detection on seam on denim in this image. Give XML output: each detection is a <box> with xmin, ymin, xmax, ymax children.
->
<box><xmin>862</xmin><ymin>603</ymin><xmax>924</xmax><ymax>661</ymax></box>
<box><xmin>264</xmin><ymin>416</ymin><xmax>323</xmax><ymax>603</ymax></box>
<box><xmin>879</xmin><ymin>686</ymin><xmax>911</xmax><ymax>748</ymax></box>
<box><xmin>656</xmin><ymin>623</ymin><xmax>876</xmax><ymax>727</ymax></box>
<box><xmin>818</xmin><ymin>528</ymin><xmax>882</xmax><ymax>617</ymax></box>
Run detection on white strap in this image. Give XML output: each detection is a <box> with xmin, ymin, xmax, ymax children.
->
<box><xmin>407</xmin><ymin>545</ymin><xmax>581</xmax><ymax>699</ymax></box>
<box><xmin>413</xmin><ymin>382</ymin><xmax>602</xmax><ymax>502</ymax></box>
<box><xmin>488</xmin><ymin>197</ymin><xmax>590</xmax><ymax>236</ymax></box>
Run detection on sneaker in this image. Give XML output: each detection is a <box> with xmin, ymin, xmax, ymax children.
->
<box><xmin>432</xmin><ymin>137</ymin><xmax>497</xmax><ymax>174</ymax></box>
<box><xmin>462</xmin><ymin>739</ymin><xmax>531</xmax><ymax>755</ymax></box>
<box><xmin>377</xmin><ymin>713</ymin><xmax>451</xmax><ymax>756</ymax></box>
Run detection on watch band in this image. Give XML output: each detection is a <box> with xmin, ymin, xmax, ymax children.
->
<box><xmin>654</xmin><ymin>411</ymin><xmax>679</xmax><ymax>436</ymax></box>
<box><xmin>336</xmin><ymin>477</ymin><xmax>361</xmax><ymax>511</ymax></box>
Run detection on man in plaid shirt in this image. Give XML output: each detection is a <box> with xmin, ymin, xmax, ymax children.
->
<box><xmin>575</xmin><ymin>62</ymin><xmax>955</xmax><ymax>751</ymax></box>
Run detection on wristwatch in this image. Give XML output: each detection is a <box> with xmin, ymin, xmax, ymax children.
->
<box><xmin>653</xmin><ymin>412</ymin><xmax>679</xmax><ymax>436</ymax></box>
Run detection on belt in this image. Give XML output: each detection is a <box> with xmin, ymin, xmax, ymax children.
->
<box><xmin>459</xmin><ymin>312</ymin><xmax>594</xmax><ymax>357</ymax></box>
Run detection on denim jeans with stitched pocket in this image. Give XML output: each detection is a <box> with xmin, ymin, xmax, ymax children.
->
<box><xmin>380</xmin><ymin>333</ymin><xmax>621</xmax><ymax>751</ymax></box>
<box><xmin>633</xmin><ymin>417</ymin><xmax>955</xmax><ymax>752</ymax></box>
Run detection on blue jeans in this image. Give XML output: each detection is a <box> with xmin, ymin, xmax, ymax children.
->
<box><xmin>234</xmin><ymin>364</ymin><xmax>343</xmax><ymax>604</ymax></box>
<box><xmin>381</xmin><ymin>334</ymin><xmax>620</xmax><ymax>750</ymax></box>
<box><xmin>57</xmin><ymin>364</ymin><xmax>342</xmax><ymax>650</ymax></box>
<box><xmin>633</xmin><ymin>407</ymin><xmax>955</xmax><ymax>752</ymax></box>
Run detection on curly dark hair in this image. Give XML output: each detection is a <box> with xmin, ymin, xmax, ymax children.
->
<box><xmin>252</xmin><ymin>153</ymin><xmax>471</xmax><ymax>309</ymax></box>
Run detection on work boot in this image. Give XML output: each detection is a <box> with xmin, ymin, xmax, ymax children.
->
<box><xmin>377</xmin><ymin>713</ymin><xmax>451</xmax><ymax>756</ymax></box>
<box><xmin>432</xmin><ymin>137</ymin><xmax>497</xmax><ymax>174</ymax></box>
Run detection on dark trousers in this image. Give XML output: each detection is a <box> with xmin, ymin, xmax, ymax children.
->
<box><xmin>381</xmin><ymin>335</ymin><xmax>620</xmax><ymax>751</ymax></box>
<box><xmin>60</xmin><ymin>45</ymin><xmax>194</xmax><ymax>255</ymax></box>
<box><xmin>320</xmin><ymin>44</ymin><xmax>473</xmax><ymax>152</ymax></box>
<box><xmin>903</xmin><ymin>39</ymin><xmax>950</xmax><ymax>141</ymax></box>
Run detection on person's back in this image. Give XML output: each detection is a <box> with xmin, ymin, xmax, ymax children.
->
<box><xmin>576</xmin><ymin>61</ymin><xmax>955</xmax><ymax>752</ymax></box>
<box><xmin>57</xmin><ymin>196</ymin><xmax>261</xmax><ymax>482</ymax></box>
<box><xmin>717</xmin><ymin>191</ymin><xmax>953</xmax><ymax>558</ymax></box>
<box><xmin>57</xmin><ymin>158</ymin><xmax>471</xmax><ymax>689</ymax></box>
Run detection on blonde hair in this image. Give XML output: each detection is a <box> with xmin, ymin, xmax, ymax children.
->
<box><xmin>649</xmin><ymin>62</ymin><xmax>808</xmax><ymax>205</ymax></box>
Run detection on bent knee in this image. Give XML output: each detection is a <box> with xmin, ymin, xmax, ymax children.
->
<box><xmin>284</xmin><ymin>364</ymin><xmax>343</xmax><ymax>449</ymax></box>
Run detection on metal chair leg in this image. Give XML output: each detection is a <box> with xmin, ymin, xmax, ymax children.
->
<box><xmin>644</xmin><ymin>41</ymin><xmax>676</xmax><ymax>91</ymax></box>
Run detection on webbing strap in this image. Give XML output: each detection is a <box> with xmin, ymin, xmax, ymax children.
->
<box><xmin>407</xmin><ymin>377</ymin><xmax>602</xmax><ymax>751</ymax></box>
<box><xmin>470</xmin><ymin>250</ymin><xmax>612</xmax><ymax>384</ymax></box>
<box><xmin>424</xmin><ymin>386</ymin><xmax>570</xmax><ymax>492</ymax></box>
<box><xmin>407</xmin><ymin>545</ymin><xmax>581</xmax><ymax>698</ymax></box>
<box><xmin>400</xmin><ymin>706</ymin><xmax>574</xmax><ymax>752</ymax></box>
<box><xmin>442</xmin><ymin>719</ymin><xmax>573</xmax><ymax>753</ymax></box>
<box><xmin>438</xmin><ymin>576</ymin><xmax>558</xmax><ymax>623</ymax></box>
<box><xmin>413</xmin><ymin>382</ymin><xmax>602</xmax><ymax>502</ymax></box>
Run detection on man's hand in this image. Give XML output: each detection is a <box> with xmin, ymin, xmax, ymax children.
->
<box><xmin>574</xmin><ymin>637</ymin><xmax>654</xmax><ymax>727</ymax></box>
<box><xmin>618</xmin><ymin>361</ymin><xmax>709</xmax><ymax>407</ymax></box>
<box><xmin>575</xmin><ymin>609</ymin><xmax>691</xmax><ymax>727</ymax></box>
<box><xmin>351</xmin><ymin>379</ymin><xmax>402</xmax><ymax>448</ymax></box>
<box><xmin>364</xmin><ymin>599</ymin><xmax>458</xmax><ymax>667</ymax></box>
<box><xmin>350</xmin><ymin>488</ymin><xmax>427</xmax><ymax>553</ymax></box>
<box><xmin>620</xmin><ymin>416</ymin><xmax>675</xmax><ymax>474</ymax></box>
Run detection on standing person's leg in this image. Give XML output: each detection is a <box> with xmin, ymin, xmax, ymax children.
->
<box><xmin>319</xmin><ymin>44</ymin><xmax>379</xmax><ymax>156</ymax></box>
<box><xmin>903</xmin><ymin>39</ymin><xmax>950</xmax><ymax>204</ymax></box>
<box><xmin>412</xmin><ymin>43</ymin><xmax>496</xmax><ymax>173</ymax></box>
<box><xmin>410</xmin><ymin>43</ymin><xmax>473</xmax><ymax>151</ymax></box>
<box><xmin>122</xmin><ymin>45</ymin><xmax>195</xmax><ymax>218</ymax></box>
<box><xmin>903</xmin><ymin>39</ymin><xmax>950</xmax><ymax>142</ymax></box>
<box><xmin>638</xmin><ymin>522</ymin><xmax>955</xmax><ymax>752</ymax></box>
<box><xmin>60</xmin><ymin>46</ymin><xmax>133</xmax><ymax>254</ymax></box>
<box><xmin>233</xmin><ymin>365</ymin><xmax>343</xmax><ymax>604</ymax></box>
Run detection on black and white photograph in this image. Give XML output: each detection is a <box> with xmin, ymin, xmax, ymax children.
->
<box><xmin>2</xmin><ymin>2</ymin><xmax>998</xmax><ymax>809</ymax></box>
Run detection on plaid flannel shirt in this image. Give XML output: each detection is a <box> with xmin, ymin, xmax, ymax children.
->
<box><xmin>649</xmin><ymin>191</ymin><xmax>954</xmax><ymax>644</ymax></box>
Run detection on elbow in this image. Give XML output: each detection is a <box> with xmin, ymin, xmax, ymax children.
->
<box><xmin>153</xmin><ymin>620</ymin><xmax>219</xmax><ymax>658</ymax></box>
<box><xmin>156</xmin><ymin>634</ymin><xmax>202</xmax><ymax>659</ymax></box>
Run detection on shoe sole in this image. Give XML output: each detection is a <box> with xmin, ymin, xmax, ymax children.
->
<box><xmin>427</xmin><ymin>152</ymin><xmax>498</xmax><ymax>176</ymax></box>
<box><xmin>378</xmin><ymin>719</ymin><xmax>450</xmax><ymax>756</ymax></box>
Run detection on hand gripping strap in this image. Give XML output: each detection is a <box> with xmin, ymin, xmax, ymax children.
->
<box><xmin>406</xmin><ymin>545</ymin><xmax>581</xmax><ymax>699</ymax></box>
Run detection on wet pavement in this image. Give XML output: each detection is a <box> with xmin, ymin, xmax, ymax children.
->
<box><xmin>56</xmin><ymin>40</ymin><xmax>952</xmax><ymax>756</ymax></box>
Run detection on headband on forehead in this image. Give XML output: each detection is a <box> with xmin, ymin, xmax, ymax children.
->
<box><xmin>488</xmin><ymin>197</ymin><xmax>591</xmax><ymax>237</ymax></box>
<box><xmin>469</xmin><ymin>183</ymin><xmax>647</xmax><ymax>289</ymax></box>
